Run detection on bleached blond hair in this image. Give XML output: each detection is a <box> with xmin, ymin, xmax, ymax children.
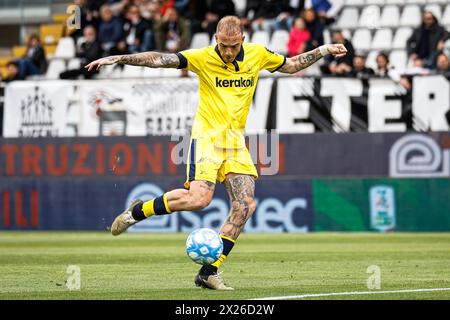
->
<box><xmin>216</xmin><ymin>16</ymin><xmax>243</xmax><ymax>36</ymax></box>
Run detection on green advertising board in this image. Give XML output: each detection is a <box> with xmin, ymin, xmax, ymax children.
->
<box><xmin>312</xmin><ymin>178</ymin><xmax>450</xmax><ymax>232</ymax></box>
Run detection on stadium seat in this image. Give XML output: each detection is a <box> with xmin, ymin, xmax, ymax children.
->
<box><xmin>392</xmin><ymin>27</ymin><xmax>413</xmax><ymax>49</ymax></box>
<box><xmin>52</xmin><ymin>13</ymin><xmax>70</xmax><ymax>24</ymax></box>
<box><xmin>443</xmin><ymin>5</ymin><xmax>450</xmax><ymax>26</ymax></box>
<box><xmin>251</xmin><ymin>31</ymin><xmax>270</xmax><ymax>47</ymax></box>
<box><xmin>352</xmin><ymin>29</ymin><xmax>372</xmax><ymax>51</ymax></box>
<box><xmin>371</xmin><ymin>29</ymin><xmax>393</xmax><ymax>50</ymax></box>
<box><xmin>190</xmin><ymin>33</ymin><xmax>210</xmax><ymax>49</ymax></box>
<box><xmin>46</xmin><ymin>59</ymin><xmax>66</xmax><ymax>79</ymax></box>
<box><xmin>400</xmin><ymin>5</ymin><xmax>422</xmax><ymax>27</ymax></box>
<box><xmin>380</xmin><ymin>5</ymin><xmax>401</xmax><ymax>28</ymax></box>
<box><xmin>389</xmin><ymin>50</ymin><xmax>408</xmax><ymax>70</ymax></box>
<box><xmin>408</xmin><ymin>0</ymin><xmax>426</xmax><ymax>4</ymax></box>
<box><xmin>359</xmin><ymin>5</ymin><xmax>381</xmax><ymax>29</ymax></box>
<box><xmin>1</xmin><ymin>66</ymin><xmax>8</xmax><ymax>80</ymax></box>
<box><xmin>424</xmin><ymin>4</ymin><xmax>442</xmax><ymax>20</ymax></box>
<box><xmin>243</xmin><ymin>31</ymin><xmax>249</xmax><ymax>42</ymax></box>
<box><xmin>40</xmin><ymin>24</ymin><xmax>64</xmax><ymax>45</ymax></box>
<box><xmin>233</xmin><ymin>0</ymin><xmax>247</xmax><ymax>16</ymax></box>
<box><xmin>342</xmin><ymin>29</ymin><xmax>352</xmax><ymax>41</ymax></box>
<box><xmin>269</xmin><ymin>30</ymin><xmax>289</xmax><ymax>55</ymax></box>
<box><xmin>337</xmin><ymin>7</ymin><xmax>359</xmax><ymax>29</ymax></box>
<box><xmin>122</xmin><ymin>65</ymin><xmax>143</xmax><ymax>78</ymax></box>
<box><xmin>366</xmin><ymin>50</ymin><xmax>379</xmax><ymax>71</ymax></box>
<box><xmin>67</xmin><ymin>58</ymin><xmax>81</xmax><ymax>70</ymax></box>
<box><xmin>44</xmin><ymin>45</ymin><xmax>57</xmax><ymax>58</ymax></box>
<box><xmin>12</xmin><ymin>46</ymin><xmax>26</xmax><ymax>58</ymax></box>
<box><xmin>54</xmin><ymin>37</ymin><xmax>76</xmax><ymax>59</ymax></box>
<box><xmin>0</xmin><ymin>57</ymin><xmax>11</xmax><ymax>80</ymax></box>
<box><xmin>0</xmin><ymin>57</ymin><xmax>11</xmax><ymax>67</ymax></box>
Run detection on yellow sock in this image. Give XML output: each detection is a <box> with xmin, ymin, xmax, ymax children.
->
<box><xmin>142</xmin><ymin>200</ymin><xmax>155</xmax><ymax>217</ymax></box>
<box><xmin>212</xmin><ymin>254</ymin><xmax>227</xmax><ymax>268</ymax></box>
<box><xmin>142</xmin><ymin>194</ymin><xmax>171</xmax><ymax>217</ymax></box>
<box><xmin>211</xmin><ymin>235</ymin><xmax>236</xmax><ymax>268</ymax></box>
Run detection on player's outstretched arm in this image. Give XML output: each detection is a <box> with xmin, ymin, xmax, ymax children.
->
<box><xmin>279</xmin><ymin>44</ymin><xmax>347</xmax><ymax>74</ymax></box>
<box><xmin>84</xmin><ymin>52</ymin><xmax>180</xmax><ymax>71</ymax></box>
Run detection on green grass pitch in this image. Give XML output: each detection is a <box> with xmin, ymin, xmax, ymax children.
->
<box><xmin>0</xmin><ymin>232</ymin><xmax>449</xmax><ymax>300</ymax></box>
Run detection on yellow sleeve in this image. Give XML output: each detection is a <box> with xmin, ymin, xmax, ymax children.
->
<box><xmin>176</xmin><ymin>48</ymin><xmax>206</xmax><ymax>74</ymax></box>
<box><xmin>258</xmin><ymin>45</ymin><xmax>286</xmax><ymax>73</ymax></box>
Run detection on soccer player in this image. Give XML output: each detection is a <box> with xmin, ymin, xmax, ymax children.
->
<box><xmin>85</xmin><ymin>16</ymin><xmax>347</xmax><ymax>290</ymax></box>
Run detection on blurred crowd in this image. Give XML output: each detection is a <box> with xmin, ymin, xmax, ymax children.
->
<box><xmin>3</xmin><ymin>0</ymin><xmax>450</xmax><ymax>83</ymax></box>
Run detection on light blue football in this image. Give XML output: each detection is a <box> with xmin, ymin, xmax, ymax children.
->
<box><xmin>186</xmin><ymin>228</ymin><xmax>223</xmax><ymax>265</ymax></box>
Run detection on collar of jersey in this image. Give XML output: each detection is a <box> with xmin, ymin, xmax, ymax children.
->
<box><xmin>214</xmin><ymin>45</ymin><xmax>245</xmax><ymax>63</ymax></box>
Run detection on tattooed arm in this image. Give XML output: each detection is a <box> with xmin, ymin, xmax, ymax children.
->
<box><xmin>85</xmin><ymin>52</ymin><xmax>180</xmax><ymax>71</ymax></box>
<box><xmin>279</xmin><ymin>44</ymin><xmax>348</xmax><ymax>74</ymax></box>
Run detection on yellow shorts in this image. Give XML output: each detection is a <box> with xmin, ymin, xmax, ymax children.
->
<box><xmin>184</xmin><ymin>137</ymin><xmax>258</xmax><ymax>188</ymax></box>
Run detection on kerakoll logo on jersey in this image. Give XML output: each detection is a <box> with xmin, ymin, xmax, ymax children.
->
<box><xmin>215</xmin><ymin>76</ymin><xmax>255</xmax><ymax>88</ymax></box>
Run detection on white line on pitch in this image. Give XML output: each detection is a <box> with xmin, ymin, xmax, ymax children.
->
<box><xmin>251</xmin><ymin>288</ymin><xmax>450</xmax><ymax>300</ymax></box>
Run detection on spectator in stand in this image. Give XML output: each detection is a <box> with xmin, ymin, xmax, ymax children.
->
<box><xmin>98</xmin><ymin>4</ymin><xmax>124</xmax><ymax>56</ymax></box>
<box><xmin>3</xmin><ymin>62</ymin><xmax>21</xmax><ymax>82</ymax></box>
<box><xmin>375</xmin><ymin>52</ymin><xmax>393</xmax><ymax>77</ymax></box>
<box><xmin>201</xmin><ymin>0</ymin><xmax>236</xmax><ymax>38</ymax></box>
<box><xmin>134</xmin><ymin>0</ymin><xmax>153</xmax><ymax>17</ymax></box>
<box><xmin>251</xmin><ymin>0</ymin><xmax>292</xmax><ymax>33</ymax></box>
<box><xmin>303</xmin><ymin>8</ymin><xmax>324</xmax><ymax>51</ymax></box>
<box><xmin>147</xmin><ymin>0</ymin><xmax>163</xmax><ymax>22</ymax></box>
<box><xmin>155</xmin><ymin>7</ymin><xmax>190</xmax><ymax>53</ymax></box>
<box><xmin>174</xmin><ymin>0</ymin><xmax>190</xmax><ymax>15</ymax></box>
<box><xmin>239</xmin><ymin>0</ymin><xmax>260</xmax><ymax>34</ymax></box>
<box><xmin>350</xmin><ymin>53</ymin><xmax>374</xmax><ymax>79</ymax></box>
<box><xmin>14</xmin><ymin>34</ymin><xmax>47</xmax><ymax>80</ymax></box>
<box><xmin>183</xmin><ymin>0</ymin><xmax>208</xmax><ymax>36</ymax></box>
<box><xmin>407</xmin><ymin>11</ymin><xmax>450</xmax><ymax>69</ymax></box>
<box><xmin>374</xmin><ymin>51</ymin><xmax>415</xmax><ymax>89</ymax></box>
<box><xmin>435</xmin><ymin>52</ymin><xmax>450</xmax><ymax>75</ymax></box>
<box><xmin>160</xmin><ymin>0</ymin><xmax>175</xmax><ymax>15</ymax></box>
<box><xmin>60</xmin><ymin>25</ymin><xmax>103</xmax><ymax>79</ymax></box>
<box><xmin>287</xmin><ymin>17</ymin><xmax>311</xmax><ymax>57</ymax></box>
<box><xmin>304</xmin><ymin>0</ymin><xmax>343</xmax><ymax>25</ymax></box>
<box><xmin>320</xmin><ymin>30</ymin><xmax>354</xmax><ymax>75</ymax></box>
<box><xmin>121</xmin><ymin>4</ymin><xmax>155</xmax><ymax>53</ymax></box>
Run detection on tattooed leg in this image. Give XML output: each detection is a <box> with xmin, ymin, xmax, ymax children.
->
<box><xmin>220</xmin><ymin>174</ymin><xmax>257</xmax><ymax>240</ymax></box>
<box><xmin>203</xmin><ymin>174</ymin><xmax>256</xmax><ymax>270</ymax></box>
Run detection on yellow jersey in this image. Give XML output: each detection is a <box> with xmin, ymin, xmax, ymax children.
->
<box><xmin>177</xmin><ymin>42</ymin><xmax>285</xmax><ymax>148</ymax></box>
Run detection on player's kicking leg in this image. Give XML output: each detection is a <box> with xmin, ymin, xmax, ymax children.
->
<box><xmin>195</xmin><ymin>173</ymin><xmax>256</xmax><ymax>290</ymax></box>
<box><xmin>111</xmin><ymin>180</ymin><xmax>215</xmax><ymax>235</ymax></box>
